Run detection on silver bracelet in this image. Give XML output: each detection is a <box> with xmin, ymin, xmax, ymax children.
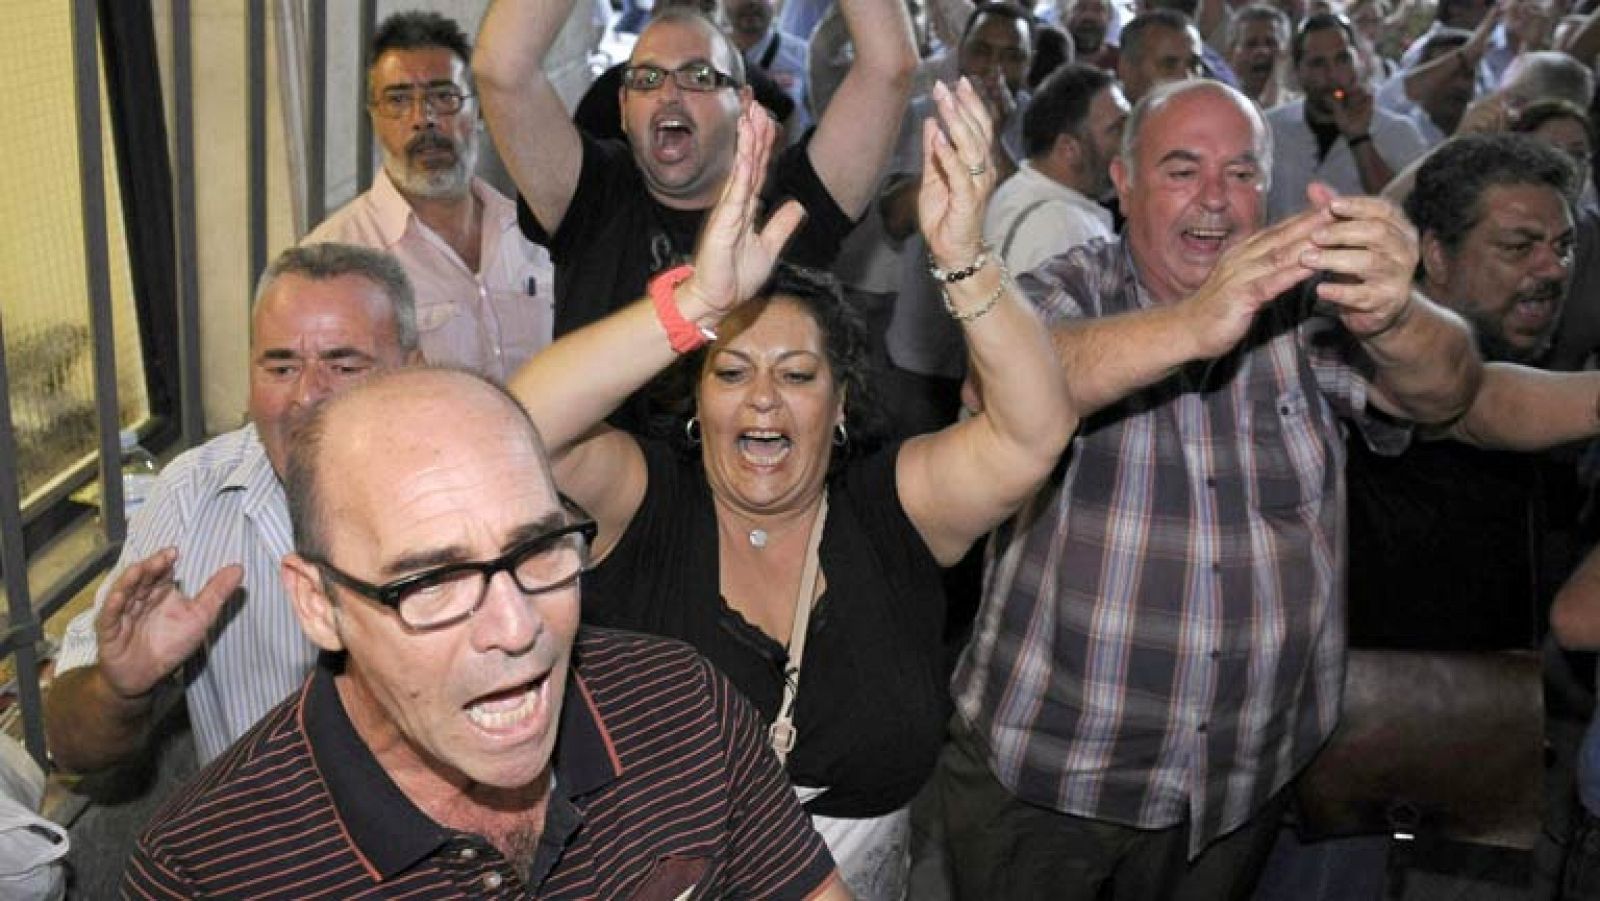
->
<box><xmin>928</xmin><ymin>244</ymin><xmax>991</xmax><ymax>283</ymax></box>
<box><xmin>942</xmin><ymin>262</ymin><xmax>1010</xmax><ymax>323</ymax></box>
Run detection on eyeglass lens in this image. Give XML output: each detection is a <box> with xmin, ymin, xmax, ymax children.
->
<box><xmin>394</xmin><ymin>529</ymin><xmax>587</xmax><ymax>628</ymax></box>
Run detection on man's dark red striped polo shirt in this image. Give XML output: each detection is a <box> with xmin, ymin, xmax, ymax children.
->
<box><xmin>121</xmin><ymin>627</ymin><xmax>837</xmax><ymax>899</ymax></box>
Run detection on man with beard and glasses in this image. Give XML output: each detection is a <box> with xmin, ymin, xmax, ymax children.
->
<box><xmin>47</xmin><ymin>244</ymin><xmax>421</xmax><ymax>777</ymax></box>
<box><xmin>305</xmin><ymin>11</ymin><xmax>555</xmax><ymax>382</ymax></box>
<box><xmin>476</xmin><ymin>0</ymin><xmax>915</xmax><ymax>347</ymax></box>
<box><xmin>1347</xmin><ymin>134</ymin><xmax>1584</xmax><ymax>652</ymax></box>
<box><xmin>983</xmin><ymin>63</ymin><xmax>1127</xmax><ymax>275</ymax></box>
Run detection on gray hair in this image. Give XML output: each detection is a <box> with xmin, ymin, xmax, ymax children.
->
<box><xmin>1118</xmin><ymin>79</ymin><xmax>1274</xmax><ymax>189</ymax></box>
<box><xmin>251</xmin><ymin>243</ymin><xmax>419</xmax><ymax>354</ymax></box>
<box><xmin>1503</xmin><ymin>51</ymin><xmax>1596</xmax><ymax>110</ymax></box>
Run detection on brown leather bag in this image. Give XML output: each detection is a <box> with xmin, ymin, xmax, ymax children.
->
<box><xmin>1294</xmin><ymin>648</ymin><xmax>1544</xmax><ymax>850</ymax></box>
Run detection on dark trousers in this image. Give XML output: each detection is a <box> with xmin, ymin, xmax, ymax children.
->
<box><xmin>1563</xmin><ymin>803</ymin><xmax>1600</xmax><ymax>900</ymax></box>
<box><xmin>938</xmin><ymin>717</ymin><xmax>1287</xmax><ymax>901</ymax></box>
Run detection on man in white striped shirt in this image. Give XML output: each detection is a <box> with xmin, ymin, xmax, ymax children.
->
<box><xmin>46</xmin><ymin>243</ymin><xmax>420</xmax><ymax>772</ymax></box>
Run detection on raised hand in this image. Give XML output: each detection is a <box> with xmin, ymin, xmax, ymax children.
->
<box><xmin>1333</xmin><ymin>83</ymin><xmax>1377</xmax><ymax>140</ymax></box>
<box><xmin>95</xmin><ymin>547</ymin><xmax>242</xmax><ymax>701</ymax></box>
<box><xmin>918</xmin><ymin>79</ymin><xmax>998</xmax><ymax>272</ymax></box>
<box><xmin>680</xmin><ymin>101</ymin><xmax>806</xmax><ymax>318</ymax></box>
<box><xmin>1457</xmin><ymin>90</ymin><xmax>1514</xmax><ymax>135</ymax></box>
<box><xmin>1299</xmin><ymin>186</ymin><xmax>1422</xmax><ymax>339</ymax></box>
<box><xmin>1468</xmin><ymin>1</ymin><xmax>1506</xmax><ymax>61</ymax></box>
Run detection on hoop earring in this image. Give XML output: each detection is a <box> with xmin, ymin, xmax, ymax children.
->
<box><xmin>685</xmin><ymin>416</ymin><xmax>702</xmax><ymax>447</ymax></box>
<box><xmin>833</xmin><ymin>422</ymin><xmax>848</xmax><ymax>447</ymax></box>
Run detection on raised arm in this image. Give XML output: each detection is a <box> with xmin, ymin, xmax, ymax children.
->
<box><xmin>1447</xmin><ymin>363</ymin><xmax>1600</xmax><ymax>450</ymax></box>
<box><xmin>1560</xmin><ymin>4</ymin><xmax>1600</xmax><ymax>63</ymax></box>
<box><xmin>897</xmin><ymin>81</ymin><xmax>1077</xmax><ymax>565</ymax></box>
<box><xmin>1399</xmin><ymin>4</ymin><xmax>1500</xmax><ymax>117</ymax></box>
<box><xmin>475</xmin><ymin>0</ymin><xmax>584</xmax><ymax>234</ymax></box>
<box><xmin>1307</xmin><ymin>192</ymin><xmax>1482</xmax><ymax>424</ymax></box>
<box><xmin>807</xmin><ymin>0</ymin><xmax>919</xmax><ymax>218</ymax></box>
<box><xmin>507</xmin><ymin>105</ymin><xmax>804</xmax><ymax>552</ymax></box>
<box><xmin>926</xmin><ymin>0</ymin><xmax>976</xmax><ymax>50</ymax></box>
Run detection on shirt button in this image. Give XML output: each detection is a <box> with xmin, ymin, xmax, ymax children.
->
<box><xmin>459</xmin><ymin>847</ymin><xmax>478</xmax><ymax>861</ymax></box>
<box><xmin>1197</xmin><ymin>722</ymin><xmax>1209</xmax><ymax>733</ymax></box>
<box><xmin>1210</xmin><ymin>649</ymin><xmax>1221</xmax><ymax>659</ymax></box>
<box><xmin>482</xmin><ymin>872</ymin><xmax>504</xmax><ymax>890</ymax></box>
<box><xmin>1206</xmin><ymin>476</ymin><xmax>1217</xmax><ymax>488</ymax></box>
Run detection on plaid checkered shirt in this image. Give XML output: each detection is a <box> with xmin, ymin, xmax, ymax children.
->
<box><xmin>953</xmin><ymin>237</ymin><xmax>1410</xmax><ymax>856</ymax></box>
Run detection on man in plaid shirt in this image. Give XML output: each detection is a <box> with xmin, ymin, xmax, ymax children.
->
<box><xmin>942</xmin><ymin>79</ymin><xmax>1483</xmax><ymax>899</ymax></box>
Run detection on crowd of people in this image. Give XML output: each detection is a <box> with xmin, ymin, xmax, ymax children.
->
<box><xmin>38</xmin><ymin>0</ymin><xmax>1600</xmax><ymax>897</ymax></box>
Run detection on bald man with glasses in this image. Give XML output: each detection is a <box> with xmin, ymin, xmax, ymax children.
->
<box><xmin>122</xmin><ymin>368</ymin><xmax>851</xmax><ymax>900</ymax></box>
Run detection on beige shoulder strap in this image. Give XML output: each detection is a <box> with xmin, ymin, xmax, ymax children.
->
<box><xmin>768</xmin><ymin>496</ymin><xmax>828</xmax><ymax>765</ymax></box>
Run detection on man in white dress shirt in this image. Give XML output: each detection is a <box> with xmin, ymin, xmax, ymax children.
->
<box><xmin>46</xmin><ymin>244</ymin><xmax>420</xmax><ymax>773</ymax></box>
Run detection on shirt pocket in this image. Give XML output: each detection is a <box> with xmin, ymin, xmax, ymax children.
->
<box><xmin>414</xmin><ymin>300</ymin><xmax>460</xmax><ymax>335</ymax></box>
<box><xmin>629</xmin><ymin>854</ymin><xmax>712</xmax><ymax>901</ymax></box>
<box><xmin>1247</xmin><ymin>388</ymin><xmax>1330</xmax><ymax>512</ymax></box>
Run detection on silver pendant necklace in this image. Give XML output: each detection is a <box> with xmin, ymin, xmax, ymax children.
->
<box><xmin>748</xmin><ymin>528</ymin><xmax>769</xmax><ymax>549</ymax></box>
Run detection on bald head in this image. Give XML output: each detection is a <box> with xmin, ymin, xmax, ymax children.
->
<box><xmin>286</xmin><ymin>367</ymin><xmax>553</xmax><ymax>562</ymax></box>
<box><xmin>1120</xmin><ymin>79</ymin><xmax>1272</xmax><ymax>187</ymax></box>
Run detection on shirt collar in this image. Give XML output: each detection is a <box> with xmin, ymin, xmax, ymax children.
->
<box><xmin>367</xmin><ymin>167</ymin><xmax>420</xmax><ymax>250</ymax></box>
<box><xmin>225</xmin><ymin>424</ymin><xmax>289</xmax><ymax>521</ymax></box>
<box><xmin>307</xmin><ymin>635</ymin><xmax>624</xmax><ymax>881</ymax></box>
<box><xmin>1016</xmin><ymin>162</ymin><xmax>1112</xmax><ymax>223</ymax></box>
<box><xmin>371</xmin><ymin>166</ymin><xmax>519</xmax><ymax>249</ymax></box>
<box><xmin>1114</xmin><ymin>234</ymin><xmax>1158</xmax><ymax>311</ymax></box>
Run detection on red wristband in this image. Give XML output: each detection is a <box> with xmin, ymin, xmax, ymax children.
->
<box><xmin>648</xmin><ymin>264</ymin><xmax>717</xmax><ymax>353</ymax></box>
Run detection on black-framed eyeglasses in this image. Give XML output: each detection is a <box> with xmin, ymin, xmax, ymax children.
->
<box><xmin>308</xmin><ymin>520</ymin><xmax>597</xmax><ymax>632</ymax></box>
<box><xmin>621</xmin><ymin>61</ymin><xmax>738</xmax><ymax>93</ymax></box>
<box><xmin>371</xmin><ymin>85</ymin><xmax>473</xmax><ymax>119</ymax></box>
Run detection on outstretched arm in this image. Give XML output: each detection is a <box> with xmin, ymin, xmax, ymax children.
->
<box><xmin>1447</xmin><ymin>364</ymin><xmax>1600</xmax><ymax>450</ymax></box>
<box><xmin>897</xmin><ymin>81</ymin><xmax>1077</xmax><ymax>565</ymax></box>
<box><xmin>1049</xmin><ymin>193</ymin><xmax>1333</xmax><ymax>418</ymax></box>
<box><xmin>475</xmin><ymin>0</ymin><xmax>585</xmax><ymax>235</ymax></box>
<box><xmin>45</xmin><ymin>548</ymin><xmax>240</xmax><ymax>773</ymax></box>
<box><xmin>506</xmin><ymin>105</ymin><xmax>805</xmax><ymax>554</ymax></box>
<box><xmin>807</xmin><ymin>0</ymin><xmax>919</xmax><ymax>218</ymax></box>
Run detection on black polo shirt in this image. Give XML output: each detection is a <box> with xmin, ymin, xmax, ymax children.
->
<box><xmin>123</xmin><ymin>628</ymin><xmax>836</xmax><ymax>899</ymax></box>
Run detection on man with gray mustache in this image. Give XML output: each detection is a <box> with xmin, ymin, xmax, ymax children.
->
<box><xmin>306</xmin><ymin>11</ymin><xmax>556</xmax><ymax>382</ymax></box>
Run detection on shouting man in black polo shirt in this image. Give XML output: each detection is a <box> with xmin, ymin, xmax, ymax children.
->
<box><xmin>475</xmin><ymin>0</ymin><xmax>915</xmax><ymax>341</ymax></box>
<box><xmin>122</xmin><ymin>366</ymin><xmax>849</xmax><ymax>900</ymax></box>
